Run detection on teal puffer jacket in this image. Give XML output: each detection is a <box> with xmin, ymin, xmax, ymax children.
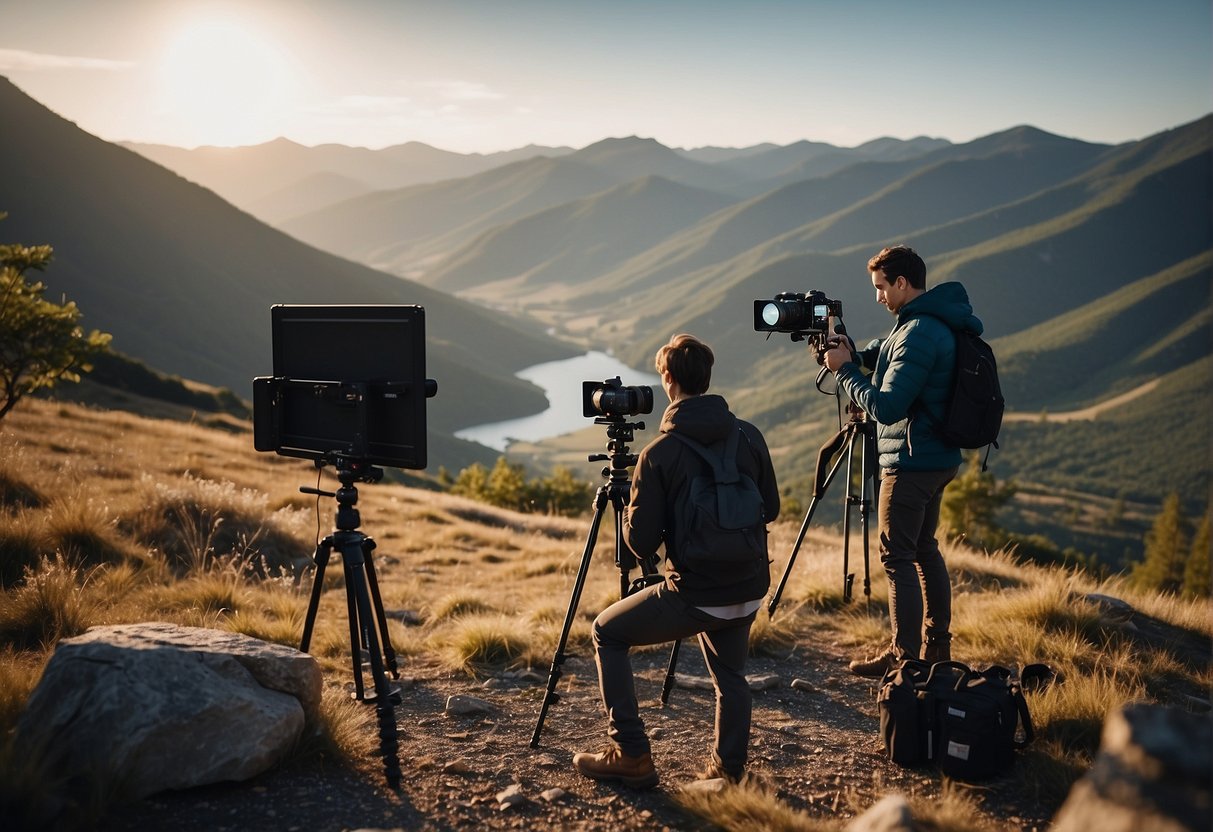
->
<box><xmin>834</xmin><ymin>281</ymin><xmax>983</xmax><ymax>471</ymax></box>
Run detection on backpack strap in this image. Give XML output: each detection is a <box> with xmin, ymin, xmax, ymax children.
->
<box><xmin>668</xmin><ymin>427</ymin><xmax>741</xmax><ymax>485</ymax></box>
<box><xmin>1010</xmin><ymin>681</ymin><xmax>1035</xmax><ymax>748</ymax></box>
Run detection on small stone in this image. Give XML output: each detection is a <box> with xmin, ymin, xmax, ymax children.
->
<box><xmin>673</xmin><ymin>673</ymin><xmax>715</xmax><ymax>691</ymax></box>
<box><xmin>747</xmin><ymin>673</ymin><xmax>780</xmax><ymax>691</ymax></box>
<box><xmin>445</xmin><ymin>694</ymin><xmax>495</xmax><ymax>716</ymax></box>
<box><xmin>791</xmin><ymin>678</ymin><xmax>818</xmax><ymax>693</ymax></box>
<box><xmin>539</xmin><ymin>787</ymin><xmax>567</xmax><ymax>803</ymax></box>
<box><xmin>533</xmin><ymin>753</ymin><xmax>561</xmax><ymax>768</ymax></box>
<box><xmin>683</xmin><ymin>778</ymin><xmax>727</xmax><ymax>794</ymax></box>
<box><xmin>443</xmin><ymin>759</ymin><xmax>472</xmax><ymax>774</ymax></box>
<box><xmin>496</xmin><ymin>784</ymin><xmax>528</xmax><ymax>809</ymax></box>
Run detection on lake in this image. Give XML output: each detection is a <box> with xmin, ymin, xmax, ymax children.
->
<box><xmin>454</xmin><ymin>351</ymin><xmax>661</xmax><ymax>451</ymax></box>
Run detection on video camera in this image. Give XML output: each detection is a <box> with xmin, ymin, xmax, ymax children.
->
<box><xmin>582</xmin><ymin>376</ymin><xmax>654</xmax><ymax>418</ymax></box>
<box><xmin>753</xmin><ymin>291</ymin><xmax>843</xmax><ymax>348</ymax></box>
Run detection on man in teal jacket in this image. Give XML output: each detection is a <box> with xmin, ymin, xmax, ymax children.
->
<box><xmin>821</xmin><ymin>245</ymin><xmax>982</xmax><ymax>677</ymax></box>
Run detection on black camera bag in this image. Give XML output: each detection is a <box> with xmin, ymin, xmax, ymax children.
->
<box><xmin>878</xmin><ymin>660</ymin><xmax>1034</xmax><ymax>781</ymax></box>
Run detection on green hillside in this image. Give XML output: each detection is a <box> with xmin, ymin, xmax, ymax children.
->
<box><xmin>0</xmin><ymin>77</ymin><xmax>578</xmax><ymax>473</ymax></box>
<box><xmin>9</xmin><ymin>69</ymin><xmax>1209</xmax><ymax>564</ymax></box>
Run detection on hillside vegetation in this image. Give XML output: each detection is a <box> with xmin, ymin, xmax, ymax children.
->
<box><xmin>4</xmin><ymin>73</ymin><xmax>1209</xmax><ymax>564</ymax></box>
<box><xmin>1</xmin><ymin>397</ymin><xmax>1209</xmax><ymax>830</ymax></box>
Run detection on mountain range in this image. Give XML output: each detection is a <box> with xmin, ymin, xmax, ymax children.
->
<box><xmin>3</xmin><ymin>75</ymin><xmax>1209</xmax><ymax>564</ymax></box>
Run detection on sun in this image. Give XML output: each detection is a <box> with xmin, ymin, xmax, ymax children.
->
<box><xmin>155</xmin><ymin>14</ymin><xmax>299</xmax><ymax>147</ymax></box>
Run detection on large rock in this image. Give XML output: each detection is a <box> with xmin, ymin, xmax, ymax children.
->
<box><xmin>1051</xmin><ymin>702</ymin><xmax>1212</xmax><ymax>832</ymax></box>
<box><xmin>14</xmin><ymin>622</ymin><xmax>322</xmax><ymax>801</ymax></box>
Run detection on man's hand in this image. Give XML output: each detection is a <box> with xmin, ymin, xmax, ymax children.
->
<box><xmin>823</xmin><ymin>341</ymin><xmax>853</xmax><ymax>372</ymax></box>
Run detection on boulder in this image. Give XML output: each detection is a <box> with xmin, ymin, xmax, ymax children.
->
<box><xmin>1051</xmin><ymin>702</ymin><xmax>1212</xmax><ymax>832</ymax></box>
<box><xmin>14</xmin><ymin>622</ymin><xmax>322</xmax><ymax>801</ymax></box>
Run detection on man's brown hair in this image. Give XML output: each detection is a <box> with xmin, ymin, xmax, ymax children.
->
<box><xmin>655</xmin><ymin>333</ymin><xmax>713</xmax><ymax>396</ymax></box>
<box><xmin>868</xmin><ymin>245</ymin><xmax>926</xmax><ymax>289</ymax></box>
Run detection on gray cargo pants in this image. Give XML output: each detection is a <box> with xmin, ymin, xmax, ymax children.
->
<box><xmin>592</xmin><ymin>582</ymin><xmax>754</xmax><ymax>777</ymax></box>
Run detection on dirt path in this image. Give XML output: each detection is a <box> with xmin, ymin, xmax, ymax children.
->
<box><xmin>98</xmin><ymin>641</ymin><xmax>1053</xmax><ymax>831</ymax></box>
<box><xmin>1002</xmin><ymin>379</ymin><xmax>1160</xmax><ymax>423</ymax></box>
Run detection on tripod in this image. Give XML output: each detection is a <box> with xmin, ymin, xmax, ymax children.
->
<box><xmin>768</xmin><ymin>401</ymin><xmax>878</xmax><ymax>618</ymax></box>
<box><xmin>530</xmin><ymin>415</ymin><xmax>667</xmax><ymax>748</ymax></box>
<box><xmin>299</xmin><ymin>457</ymin><xmax>402</xmax><ymax>789</ymax></box>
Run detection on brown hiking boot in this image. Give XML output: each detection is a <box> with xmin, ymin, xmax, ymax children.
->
<box><xmin>572</xmin><ymin>745</ymin><xmax>659</xmax><ymax>789</ymax></box>
<box><xmin>923</xmin><ymin>640</ymin><xmax>951</xmax><ymax>664</ymax></box>
<box><xmin>848</xmin><ymin>649</ymin><xmax>897</xmax><ymax>678</ymax></box>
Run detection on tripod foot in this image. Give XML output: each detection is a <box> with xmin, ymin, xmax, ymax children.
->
<box><xmin>353</xmin><ymin>683</ymin><xmax>403</xmax><ymax>705</ymax></box>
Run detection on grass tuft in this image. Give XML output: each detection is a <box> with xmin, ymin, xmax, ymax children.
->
<box><xmin>0</xmin><ymin>556</ymin><xmax>97</xmax><ymax>650</ymax></box>
<box><xmin>428</xmin><ymin>592</ymin><xmax>499</xmax><ymax>622</ymax></box>
<box><xmin>438</xmin><ymin>614</ymin><xmax>533</xmax><ymax>669</ymax></box>
<box><xmin>120</xmin><ymin>474</ymin><xmax>310</xmax><ymax>577</ymax></box>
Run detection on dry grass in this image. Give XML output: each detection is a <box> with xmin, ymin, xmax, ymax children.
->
<box><xmin>0</xmin><ymin>397</ymin><xmax>1209</xmax><ymax>830</ymax></box>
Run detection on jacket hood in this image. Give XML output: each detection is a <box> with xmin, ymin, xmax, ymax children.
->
<box><xmin>659</xmin><ymin>394</ymin><xmax>736</xmax><ymax>445</ymax></box>
<box><xmin>900</xmin><ymin>281</ymin><xmax>984</xmax><ymax>335</ymax></box>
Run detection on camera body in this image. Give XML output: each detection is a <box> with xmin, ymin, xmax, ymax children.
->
<box><xmin>582</xmin><ymin>376</ymin><xmax>654</xmax><ymax>418</ymax></box>
<box><xmin>753</xmin><ymin>291</ymin><xmax>843</xmax><ymax>345</ymax></box>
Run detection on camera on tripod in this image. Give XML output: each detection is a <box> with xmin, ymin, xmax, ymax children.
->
<box><xmin>582</xmin><ymin>376</ymin><xmax>654</xmax><ymax>418</ymax></box>
<box><xmin>754</xmin><ymin>291</ymin><xmax>843</xmax><ymax>350</ymax></box>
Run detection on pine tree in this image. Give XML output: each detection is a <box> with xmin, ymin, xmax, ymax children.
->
<box><xmin>940</xmin><ymin>451</ymin><xmax>1017</xmax><ymax>549</ymax></box>
<box><xmin>0</xmin><ymin>221</ymin><xmax>111</xmax><ymax>421</ymax></box>
<box><xmin>1130</xmin><ymin>492</ymin><xmax>1189</xmax><ymax>594</ymax></box>
<box><xmin>1181</xmin><ymin>509</ymin><xmax>1210</xmax><ymax>599</ymax></box>
<box><xmin>487</xmin><ymin>456</ymin><xmax>528</xmax><ymax>511</ymax></box>
<box><xmin>450</xmin><ymin>462</ymin><xmax>490</xmax><ymax>503</ymax></box>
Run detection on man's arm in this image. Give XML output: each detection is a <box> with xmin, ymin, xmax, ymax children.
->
<box><xmin>623</xmin><ymin>446</ymin><xmax>666</xmax><ymax>561</ymax></box>
<box><xmin>742</xmin><ymin>423</ymin><xmax>780</xmax><ymax>524</ymax></box>
<box><xmin>832</xmin><ymin>325</ymin><xmax>939</xmax><ymax>425</ymax></box>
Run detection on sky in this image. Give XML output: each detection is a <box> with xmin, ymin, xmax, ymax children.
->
<box><xmin>0</xmin><ymin>0</ymin><xmax>1209</xmax><ymax>153</ymax></box>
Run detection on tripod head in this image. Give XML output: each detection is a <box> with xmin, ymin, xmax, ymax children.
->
<box><xmin>587</xmin><ymin>415</ymin><xmax>645</xmax><ymax>487</ymax></box>
<box><xmin>300</xmin><ymin>455</ymin><xmax>385</xmax><ymax>532</ymax></box>
<box><xmin>585</xmin><ymin>414</ymin><xmax>647</xmax><ymax>574</ymax></box>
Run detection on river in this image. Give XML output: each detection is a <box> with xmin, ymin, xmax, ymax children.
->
<box><xmin>454</xmin><ymin>351</ymin><xmax>661</xmax><ymax>451</ymax></box>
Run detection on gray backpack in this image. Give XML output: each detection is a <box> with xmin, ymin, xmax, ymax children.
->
<box><xmin>669</xmin><ymin>428</ymin><xmax>767</xmax><ymax>587</ymax></box>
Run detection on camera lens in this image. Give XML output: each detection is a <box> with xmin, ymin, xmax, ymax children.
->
<box><xmin>761</xmin><ymin>302</ymin><xmax>782</xmax><ymax>327</ymax></box>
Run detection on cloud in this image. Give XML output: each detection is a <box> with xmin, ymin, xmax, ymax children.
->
<box><xmin>321</xmin><ymin>94</ymin><xmax>414</xmax><ymax>115</ymax></box>
<box><xmin>0</xmin><ymin>48</ymin><xmax>135</xmax><ymax>72</ymax></box>
<box><xmin>421</xmin><ymin>80</ymin><xmax>505</xmax><ymax>102</ymax></box>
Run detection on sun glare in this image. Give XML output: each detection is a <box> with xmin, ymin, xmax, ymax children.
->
<box><xmin>155</xmin><ymin>14</ymin><xmax>299</xmax><ymax>147</ymax></box>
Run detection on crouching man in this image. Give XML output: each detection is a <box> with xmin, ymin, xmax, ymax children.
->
<box><xmin>572</xmin><ymin>333</ymin><xmax>780</xmax><ymax>787</ymax></box>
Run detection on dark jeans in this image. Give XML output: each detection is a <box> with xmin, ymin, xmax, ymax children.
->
<box><xmin>592</xmin><ymin>582</ymin><xmax>754</xmax><ymax>776</ymax></box>
<box><xmin>878</xmin><ymin>466</ymin><xmax>958</xmax><ymax>660</ymax></box>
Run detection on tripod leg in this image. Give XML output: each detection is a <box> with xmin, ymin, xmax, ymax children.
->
<box><xmin>859</xmin><ymin>429</ymin><xmax>874</xmax><ymax>607</ymax></box>
<box><xmin>767</xmin><ymin>447</ymin><xmax>847</xmax><ymax>617</ymax></box>
<box><xmin>343</xmin><ymin>542</ymin><xmax>402</xmax><ymax>789</ymax></box>
<box><xmin>339</xmin><ymin>555</ymin><xmax>367</xmax><ymax>701</ymax></box>
<box><xmin>659</xmin><ymin>639</ymin><xmax>682</xmax><ymax>705</ymax></box>
<box><xmin>300</xmin><ymin>538</ymin><xmax>333</xmax><ymax>653</ymax></box>
<box><xmin>361</xmin><ymin>537</ymin><xmax>400</xmax><ymax>679</ymax></box>
<box><xmin>531</xmin><ymin>489</ymin><xmax>608</xmax><ymax>748</ymax></box>
<box><xmin>842</xmin><ymin>433</ymin><xmax>858</xmax><ymax>603</ymax></box>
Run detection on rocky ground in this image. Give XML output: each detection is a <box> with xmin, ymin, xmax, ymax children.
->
<box><xmin>97</xmin><ymin>637</ymin><xmax>1055</xmax><ymax>832</ymax></box>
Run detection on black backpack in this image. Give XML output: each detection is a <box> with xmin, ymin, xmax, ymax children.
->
<box><xmin>668</xmin><ymin>428</ymin><xmax>768</xmax><ymax>587</ymax></box>
<box><xmin>878</xmin><ymin>660</ymin><xmax>1034</xmax><ymax>781</ymax></box>
<box><xmin>919</xmin><ymin>321</ymin><xmax>1004</xmax><ymax>465</ymax></box>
